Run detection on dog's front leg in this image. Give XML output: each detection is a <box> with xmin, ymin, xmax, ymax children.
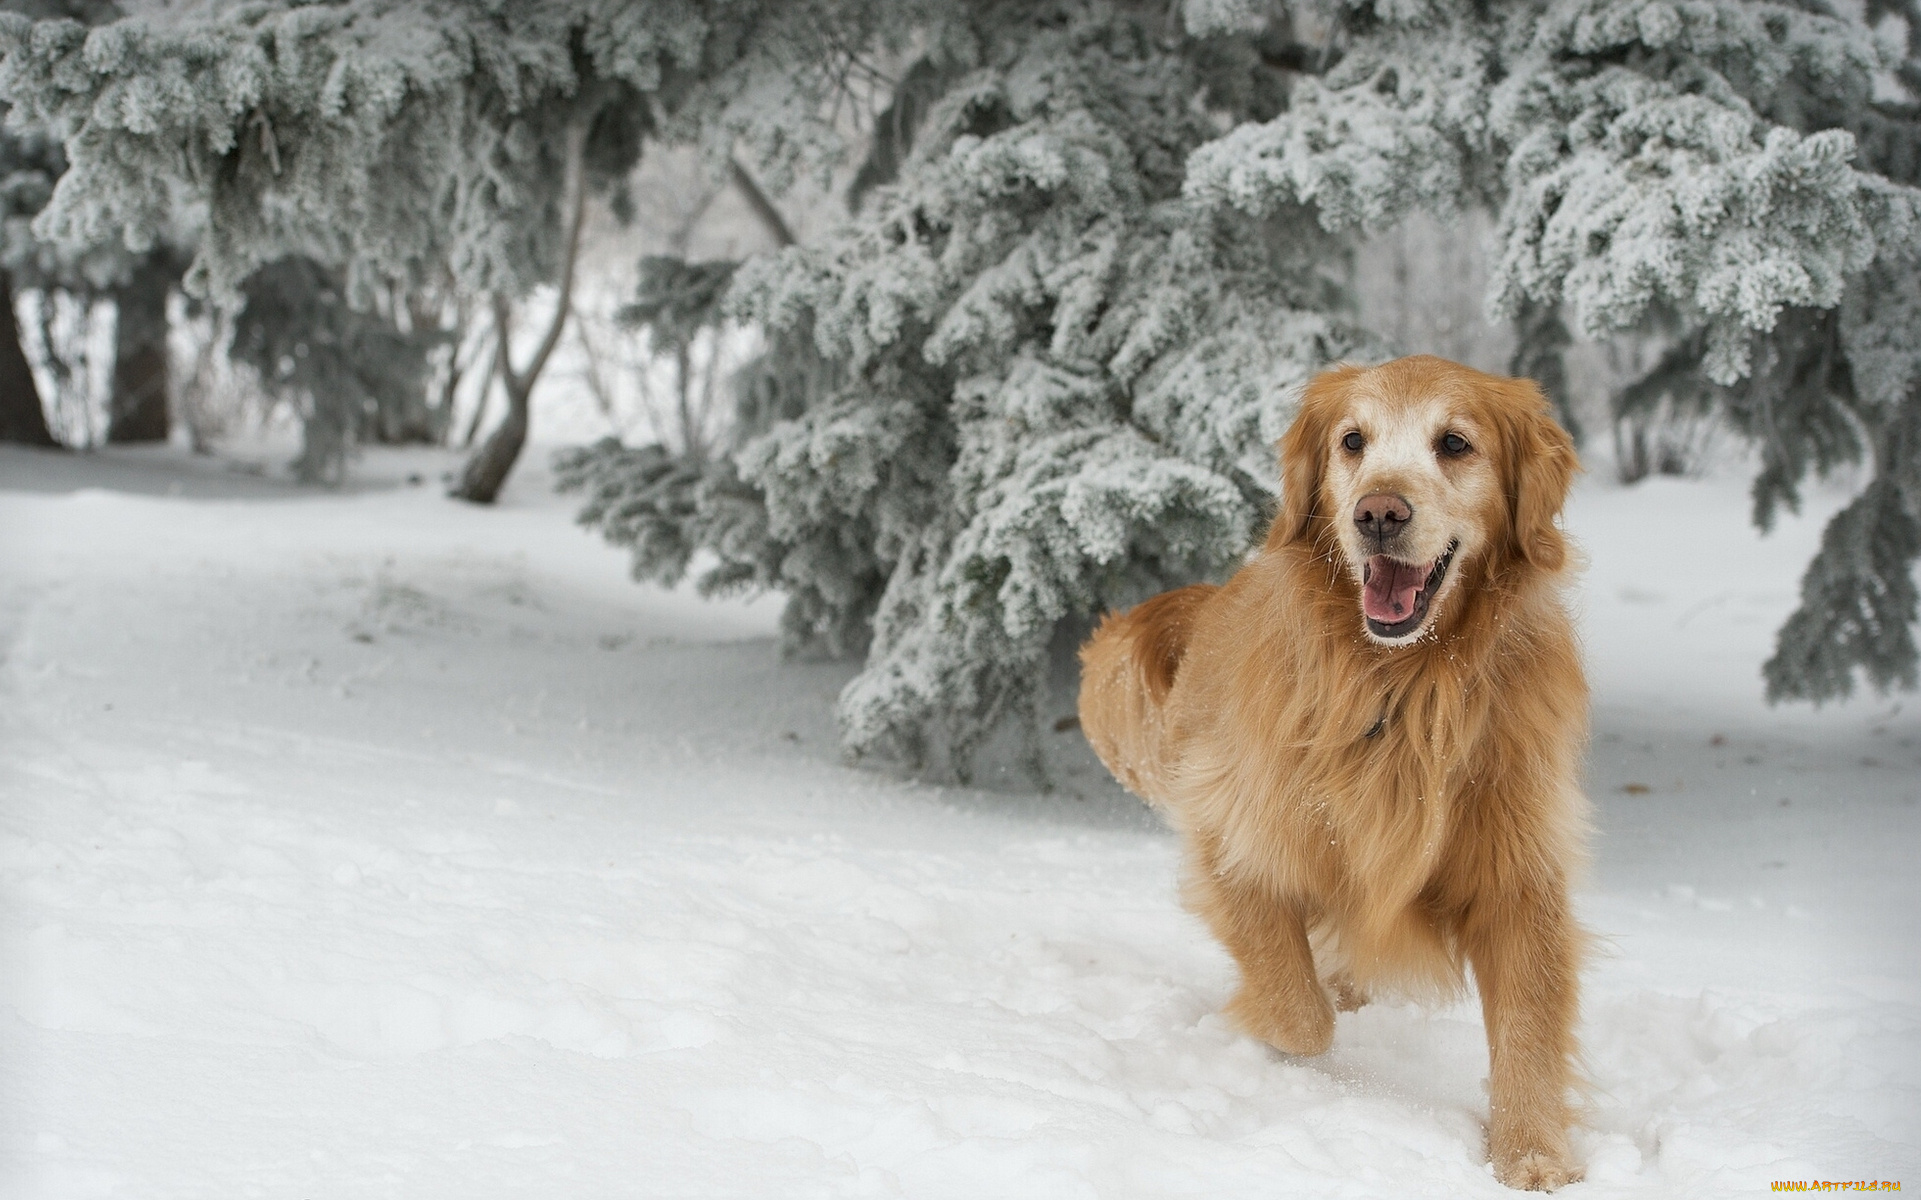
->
<box><xmin>1187</xmin><ymin>841</ymin><xmax>1333</xmax><ymax>1056</ymax></box>
<box><xmin>1463</xmin><ymin>887</ymin><xmax>1582</xmax><ymax>1191</ymax></box>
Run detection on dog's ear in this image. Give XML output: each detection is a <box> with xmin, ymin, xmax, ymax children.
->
<box><xmin>1503</xmin><ymin>378</ymin><xmax>1579</xmax><ymax>571</ymax></box>
<box><xmin>1274</xmin><ymin>364</ymin><xmax>1360</xmax><ymax>547</ymax></box>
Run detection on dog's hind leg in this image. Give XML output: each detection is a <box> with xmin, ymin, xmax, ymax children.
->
<box><xmin>1077</xmin><ymin>584</ymin><xmax>1216</xmax><ymax>805</ymax></box>
<box><xmin>1187</xmin><ymin>839</ymin><xmax>1334</xmax><ymax>1056</ymax></box>
<box><xmin>1326</xmin><ymin>970</ymin><xmax>1370</xmax><ymax>1013</ymax></box>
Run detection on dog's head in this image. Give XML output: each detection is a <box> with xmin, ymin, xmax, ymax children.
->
<box><xmin>1272</xmin><ymin>356</ymin><xmax>1578</xmax><ymax>645</ymax></box>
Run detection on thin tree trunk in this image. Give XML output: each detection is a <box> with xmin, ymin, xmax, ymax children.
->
<box><xmin>674</xmin><ymin>341</ymin><xmax>696</xmax><ymax>458</ymax></box>
<box><xmin>459</xmin><ymin>370</ymin><xmax>494</xmax><ymax>449</ymax></box>
<box><xmin>694</xmin><ymin>327</ymin><xmax>721</xmax><ymax>459</ymax></box>
<box><xmin>430</xmin><ymin>299</ymin><xmax>478</xmax><ymax>445</ymax></box>
<box><xmin>454</xmin><ymin>318</ymin><xmax>498</xmax><ymax>448</ymax></box>
<box><xmin>436</xmin><ymin>337</ymin><xmax>469</xmax><ymax>443</ymax></box>
<box><xmin>0</xmin><ymin>271</ymin><xmax>57</xmax><ymax>447</ymax></box>
<box><xmin>454</xmin><ymin>368</ymin><xmax>531</xmax><ymax>503</ymax></box>
<box><xmin>728</xmin><ymin>158</ymin><xmax>796</xmax><ymax>247</ymax></box>
<box><xmin>451</xmin><ymin>115</ymin><xmax>592</xmax><ymax>505</ymax></box>
<box><xmin>107</xmin><ymin>256</ymin><xmax>173</xmax><ymax>444</ymax></box>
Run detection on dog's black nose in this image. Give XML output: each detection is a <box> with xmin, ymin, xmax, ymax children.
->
<box><xmin>1353</xmin><ymin>493</ymin><xmax>1412</xmax><ymax>542</ymax></box>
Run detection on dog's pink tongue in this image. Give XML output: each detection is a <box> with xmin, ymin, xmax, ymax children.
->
<box><xmin>1363</xmin><ymin>555</ymin><xmax>1427</xmax><ymax>623</ymax></box>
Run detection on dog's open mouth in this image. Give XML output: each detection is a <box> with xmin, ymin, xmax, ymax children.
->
<box><xmin>1361</xmin><ymin>541</ymin><xmax>1457</xmax><ymax>640</ymax></box>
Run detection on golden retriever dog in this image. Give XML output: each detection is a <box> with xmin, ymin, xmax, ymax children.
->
<box><xmin>1079</xmin><ymin>355</ymin><xmax>1587</xmax><ymax>1190</ymax></box>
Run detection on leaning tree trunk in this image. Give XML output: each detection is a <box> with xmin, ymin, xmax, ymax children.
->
<box><xmin>106</xmin><ymin>256</ymin><xmax>173</xmax><ymax>444</ymax></box>
<box><xmin>451</xmin><ymin>375</ymin><xmax>530</xmax><ymax>502</ymax></box>
<box><xmin>450</xmin><ymin>115</ymin><xmax>590</xmax><ymax>506</ymax></box>
<box><xmin>0</xmin><ymin>270</ymin><xmax>57</xmax><ymax>446</ymax></box>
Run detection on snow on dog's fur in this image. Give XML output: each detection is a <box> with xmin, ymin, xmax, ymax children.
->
<box><xmin>1080</xmin><ymin>356</ymin><xmax>1588</xmax><ymax>1190</ymax></box>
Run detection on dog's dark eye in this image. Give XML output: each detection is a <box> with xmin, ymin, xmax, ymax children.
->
<box><xmin>1342</xmin><ymin>431</ymin><xmax>1365</xmax><ymax>453</ymax></box>
<box><xmin>1439</xmin><ymin>431</ymin><xmax>1471</xmax><ymax>457</ymax></box>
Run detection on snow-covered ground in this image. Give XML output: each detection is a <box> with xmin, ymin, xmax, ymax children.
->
<box><xmin>1</xmin><ymin>442</ymin><xmax>1915</xmax><ymax>1199</ymax></box>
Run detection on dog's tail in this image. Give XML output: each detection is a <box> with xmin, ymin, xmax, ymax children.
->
<box><xmin>1077</xmin><ymin>584</ymin><xmax>1217</xmax><ymax>806</ymax></box>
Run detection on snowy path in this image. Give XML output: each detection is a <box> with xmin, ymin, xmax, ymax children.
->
<box><xmin>1</xmin><ymin>445</ymin><xmax>1916</xmax><ymax>1198</ymax></box>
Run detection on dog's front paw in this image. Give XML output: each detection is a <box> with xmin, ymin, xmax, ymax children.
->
<box><xmin>1224</xmin><ymin>984</ymin><xmax>1333</xmax><ymax>1056</ymax></box>
<box><xmin>1492</xmin><ymin>1144</ymin><xmax>1582</xmax><ymax>1192</ymax></box>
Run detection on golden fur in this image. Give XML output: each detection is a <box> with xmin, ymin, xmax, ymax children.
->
<box><xmin>1079</xmin><ymin>356</ymin><xmax>1588</xmax><ymax>1190</ymax></box>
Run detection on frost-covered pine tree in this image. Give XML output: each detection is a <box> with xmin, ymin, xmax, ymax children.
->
<box><xmin>0</xmin><ymin>120</ymin><xmax>191</xmax><ymax>448</ymax></box>
<box><xmin>16</xmin><ymin>0</ymin><xmax>1916</xmax><ymax>767</ymax></box>
<box><xmin>1182</xmin><ymin>0</ymin><xmax>1921</xmax><ymax>705</ymax></box>
<box><xmin>568</xmin><ymin>0</ymin><xmax>1921</xmax><ymax>775</ymax></box>
<box><xmin>228</xmin><ymin>257</ymin><xmax>443</xmax><ymax>483</ymax></box>
<box><xmin>0</xmin><ymin>0</ymin><xmax>889</xmax><ymax>488</ymax></box>
<box><xmin>0</xmin><ymin>0</ymin><xmax>187</xmax><ymax>448</ymax></box>
<box><xmin>562</xmin><ymin>0</ymin><xmax>1376</xmax><ymax>777</ymax></box>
